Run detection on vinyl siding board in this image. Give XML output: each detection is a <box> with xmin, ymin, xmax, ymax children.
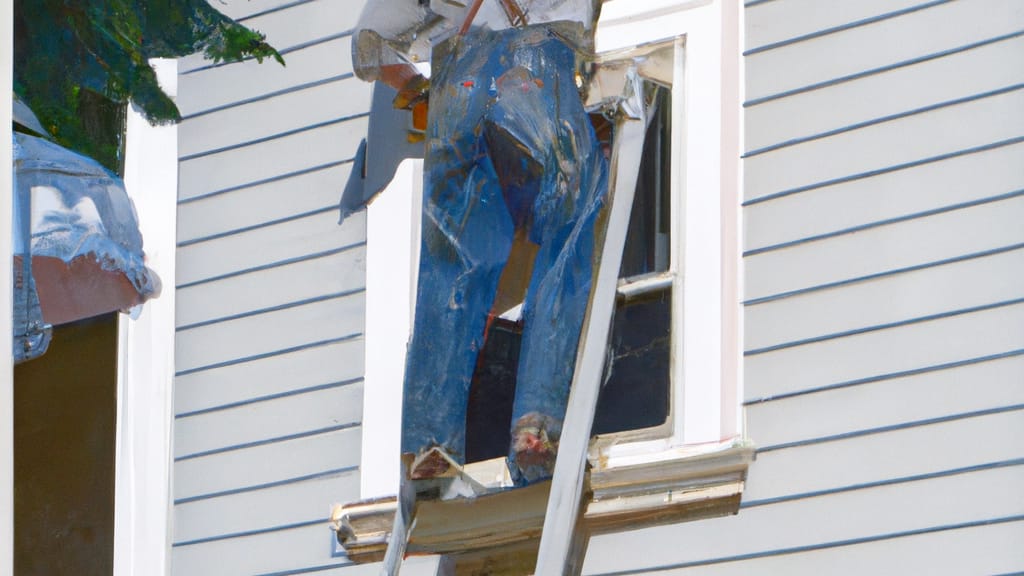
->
<box><xmin>173</xmin><ymin>471</ymin><xmax>359</xmax><ymax>545</ymax></box>
<box><xmin>744</xmin><ymin>87</ymin><xmax>1024</xmax><ymax>203</ymax></box>
<box><xmin>171</xmin><ymin>523</ymin><xmax>353</xmax><ymax>576</ymax></box>
<box><xmin>745</xmin><ymin>410</ymin><xmax>1024</xmax><ymax>502</ymax></box>
<box><xmin>744</xmin><ymin>0</ymin><xmax>1024</xmax><ymax>103</ymax></box>
<box><xmin>177</xmin><ymin>37</ymin><xmax>354</xmax><ymax>119</ymax></box>
<box><xmin>176</xmin><ymin>211</ymin><xmax>365</xmax><ymax>287</ymax></box>
<box><xmin>236</xmin><ymin>0</ymin><xmax>360</xmax><ymax>54</ymax></box>
<box><xmin>172</xmin><ymin>1</ymin><xmax>369</xmax><ymax>572</ymax></box>
<box><xmin>744</xmin><ymin>194</ymin><xmax>1024</xmax><ymax>302</ymax></box>
<box><xmin>584</xmin><ymin>466</ymin><xmax>1024</xmax><ymax>573</ymax></box>
<box><xmin>174</xmin><ymin>337</ymin><xmax>364</xmax><ymax>415</ymax></box>
<box><xmin>178</xmin><ymin>77</ymin><xmax>370</xmax><ymax>159</ymax></box>
<box><xmin>745</xmin><ymin>300</ymin><xmax>1024</xmax><ymax>401</ymax></box>
<box><xmin>744</xmin><ymin>246</ymin><xmax>1024</xmax><ymax>351</ymax></box>
<box><xmin>745</xmin><ymin>33</ymin><xmax>1024</xmax><ymax>154</ymax></box>
<box><xmin>745</xmin><ymin>354</ymin><xmax>1024</xmax><ymax>449</ymax></box>
<box><xmin>175</xmin><ymin>246</ymin><xmax>365</xmax><ymax>328</ymax></box>
<box><xmin>174</xmin><ymin>526</ymin><xmax>439</xmax><ymax>576</ymax></box>
<box><xmin>596</xmin><ymin>520</ymin><xmax>1024</xmax><ymax>576</ymax></box>
<box><xmin>744</xmin><ymin>0</ymin><xmax>926</xmax><ymax>51</ymax></box>
<box><xmin>174</xmin><ymin>426</ymin><xmax>361</xmax><ymax>502</ymax></box>
<box><xmin>744</xmin><ymin>140</ymin><xmax>1024</xmax><ymax>253</ymax></box>
<box><xmin>175</xmin><ymin>293</ymin><xmax>364</xmax><ymax>374</ymax></box>
<box><xmin>176</xmin><ymin>162</ymin><xmax>354</xmax><ymax>243</ymax></box>
<box><xmin>174</xmin><ymin>382</ymin><xmax>362</xmax><ymax>460</ymax></box>
<box><xmin>178</xmin><ymin>117</ymin><xmax>366</xmax><ymax>201</ymax></box>
<box><xmin>620</xmin><ymin>0</ymin><xmax>1024</xmax><ymax>573</ymax></box>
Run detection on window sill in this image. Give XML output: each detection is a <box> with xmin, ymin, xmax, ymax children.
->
<box><xmin>331</xmin><ymin>440</ymin><xmax>754</xmax><ymax>563</ymax></box>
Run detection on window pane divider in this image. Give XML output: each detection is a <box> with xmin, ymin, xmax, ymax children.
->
<box><xmin>617</xmin><ymin>270</ymin><xmax>675</xmax><ymax>300</ymax></box>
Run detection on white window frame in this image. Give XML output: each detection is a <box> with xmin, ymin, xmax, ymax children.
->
<box><xmin>114</xmin><ymin>58</ymin><xmax>178</xmax><ymax>576</ymax></box>
<box><xmin>588</xmin><ymin>0</ymin><xmax>745</xmax><ymax>469</ymax></box>
<box><xmin>0</xmin><ymin>45</ymin><xmax>176</xmax><ymax>574</ymax></box>
<box><xmin>1</xmin><ymin>5</ymin><xmax>15</xmax><ymax>573</ymax></box>
<box><xmin>360</xmin><ymin>0</ymin><xmax>743</xmax><ymax>500</ymax></box>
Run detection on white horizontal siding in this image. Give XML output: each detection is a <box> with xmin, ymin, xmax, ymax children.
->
<box><xmin>176</xmin><ymin>246</ymin><xmax>365</xmax><ymax>328</ymax></box>
<box><xmin>603</xmin><ymin>520</ymin><xmax>1024</xmax><ymax>575</ymax></box>
<box><xmin>235</xmin><ymin>0</ymin><xmax>361</xmax><ymax>55</ymax></box>
<box><xmin>745</xmin><ymin>0</ymin><xmax>925</xmax><ymax>51</ymax></box>
<box><xmin>174</xmin><ymin>471</ymin><xmax>358</xmax><ymax>544</ymax></box>
<box><xmin>177</xmin><ymin>162</ymin><xmax>353</xmax><ymax>244</ymax></box>
<box><xmin>746</xmin><ymin>409</ymin><xmax>1024</xmax><ymax>502</ymax></box>
<box><xmin>745</xmin><ymin>194</ymin><xmax>1024</xmax><ymax>302</ymax></box>
<box><xmin>196</xmin><ymin>0</ymin><xmax>318</xmax><ymax>21</ymax></box>
<box><xmin>745</xmin><ymin>247</ymin><xmax>1024</xmax><ymax>351</ymax></box>
<box><xmin>172</xmin><ymin>1</ymin><xmax>370</xmax><ymax>572</ymax></box>
<box><xmin>174</xmin><ymin>426</ymin><xmax>361</xmax><ymax>502</ymax></box>
<box><xmin>172</xmin><ymin>523</ymin><xmax>352</xmax><ymax>576</ymax></box>
<box><xmin>178</xmin><ymin>77</ymin><xmax>370</xmax><ymax>159</ymax></box>
<box><xmin>746</xmin><ymin>33</ymin><xmax>1024</xmax><ymax>154</ymax></box>
<box><xmin>175</xmin><ymin>293</ymin><xmax>364</xmax><ymax>373</ymax></box>
<box><xmin>174</xmin><ymin>337</ymin><xmax>364</xmax><ymax>415</ymax></box>
<box><xmin>584</xmin><ymin>466</ymin><xmax>1024</xmax><ymax>573</ymax></box>
<box><xmin>746</xmin><ymin>354</ymin><xmax>1024</xmax><ymax>448</ymax></box>
<box><xmin>178</xmin><ymin>117</ymin><xmax>366</xmax><ymax>201</ymax></box>
<box><xmin>174</xmin><ymin>383</ymin><xmax>362</xmax><ymax>459</ymax></box>
<box><xmin>745</xmin><ymin>0</ymin><xmax>1024</xmax><ymax>102</ymax></box>
<box><xmin>177</xmin><ymin>36</ymin><xmax>354</xmax><ymax>119</ymax></box>
<box><xmin>607</xmin><ymin>1</ymin><xmax>1024</xmax><ymax>574</ymax></box>
<box><xmin>744</xmin><ymin>140</ymin><xmax>1024</xmax><ymax>253</ymax></box>
<box><xmin>745</xmin><ymin>87</ymin><xmax>1024</xmax><ymax>202</ymax></box>
<box><xmin>745</xmin><ymin>300</ymin><xmax>1024</xmax><ymax>401</ymax></box>
<box><xmin>176</xmin><ymin>211</ymin><xmax>365</xmax><ymax>287</ymax></box>
<box><xmin>173</xmin><ymin>527</ymin><xmax>441</xmax><ymax>576</ymax></box>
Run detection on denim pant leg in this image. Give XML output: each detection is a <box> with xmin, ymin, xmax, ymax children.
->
<box><xmin>482</xmin><ymin>32</ymin><xmax>610</xmax><ymax>484</ymax></box>
<box><xmin>400</xmin><ymin>54</ymin><xmax>514</xmax><ymax>463</ymax></box>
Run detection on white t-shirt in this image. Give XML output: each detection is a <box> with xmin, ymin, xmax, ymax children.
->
<box><xmin>352</xmin><ymin>0</ymin><xmax>600</xmax><ymax>82</ymax></box>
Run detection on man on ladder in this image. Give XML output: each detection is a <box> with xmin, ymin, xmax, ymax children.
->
<box><xmin>349</xmin><ymin>1</ymin><xmax>644</xmax><ymax>572</ymax></box>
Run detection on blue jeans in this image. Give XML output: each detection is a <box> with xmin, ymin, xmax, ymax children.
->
<box><xmin>401</xmin><ymin>25</ymin><xmax>608</xmax><ymax>485</ymax></box>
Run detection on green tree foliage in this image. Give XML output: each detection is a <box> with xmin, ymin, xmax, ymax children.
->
<box><xmin>14</xmin><ymin>0</ymin><xmax>284</xmax><ymax>169</ymax></box>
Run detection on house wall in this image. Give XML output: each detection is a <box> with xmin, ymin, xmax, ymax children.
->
<box><xmin>171</xmin><ymin>0</ymin><xmax>1024</xmax><ymax>574</ymax></box>
<box><xmin>582</xmin><ymin>0</ymin><xmax>1024</xmax><ymax>573</ymax></box>
<box><xmin>170</xmin><ymin>1</ymin><xmax>374</xmax><ymax>574</ymax></box>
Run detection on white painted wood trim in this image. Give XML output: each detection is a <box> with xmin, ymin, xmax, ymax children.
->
<box><xmin>679</xmin><ymin>3</ymin><xmax>727</xmax><ymax>445</ymax></box>
<box><xmin>361</xmin><ymin>159</ymin><xmax>423</xmax><ymax>500</ymax></box>
<box><xmin>1</xmin><ymin>4</ymin><xmax>14</xmax><ymax>574</ymax></box>
<box><xmin>721</xmin><ymin>0</ymin><xmax>744</xmax><ymax>441</ymax></box>
<box><xmin>114</xmin><ymin>58</ymin><xmax>178</xmax><ymax>576</ymax></box>
<box><xmin>334</xmin><ymin>443</ymin><xmax>754</xmax><ymax>563</ymax></box>
<box><xmin>596</xmin><ymin>0</ymin><xmax>744</xmax><ymax>456</ymax></box>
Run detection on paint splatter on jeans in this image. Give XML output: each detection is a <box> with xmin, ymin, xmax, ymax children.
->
<box><xmin>401</xmin><ymin>25</ymin><xmax>607</xmax><ymax>486</ymax></box>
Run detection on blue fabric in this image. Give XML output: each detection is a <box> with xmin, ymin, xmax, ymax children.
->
<box><xmin>11</xmin><ymin>132</ymin><xmax>160</xmax><ymax>362</ymax></box>
<box><xmin>401</xmin><ymin>25</ymin><xmax>608</xmax><ymax>485</ymax></box>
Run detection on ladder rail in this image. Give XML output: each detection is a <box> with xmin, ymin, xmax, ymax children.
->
<box><xmin>534</xmin><ymin>112</ymin><xmax>648</xmax><ymax>575</ymax></box>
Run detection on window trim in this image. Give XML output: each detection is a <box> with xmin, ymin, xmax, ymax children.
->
<box><xmin>589</xmin><ymin>0</ymin><xmax>744</xmax><ymax>468</ymax></box>
<box><xmin>113</xmin><ymin>57</ymin><xmax>178</xmax><ymax>576</ymax></box>
<box><xmin>1</xmin><ymin>8</ymin><xmax>14</xmax><ymax>573</ymax></box>
<box><xmin>349</xmin><ymin>0</ymin><xmax>746</xmax><ymax>557</ymax></box>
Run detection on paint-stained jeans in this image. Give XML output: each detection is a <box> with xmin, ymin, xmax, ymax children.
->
<box><xmin>401</xmin><ymin>25</ymin><xmax>608</xmax><ymax>485</ymax></box>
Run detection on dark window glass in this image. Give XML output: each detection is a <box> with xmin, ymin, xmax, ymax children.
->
<box><xmin>593</xmin><ymin>288</ymin><xmax>671</xmax><ymax>435</ymax></box>
<box><xmin>466</xmin><ymin>318</ymin><xmax>522</xmax><ymax>463</ymax></box>
<box><xmin>619</xmin><ymin>85</ymin><xmax>671</xmax><ymax>279</ymax></box>
<box><xmin>594</xmin><ymin>82</ymin><xmax>673</xmax><ymax>435</ymax></box>
<box><xmin>466</xmin><ymin>83</ymin><xmax>674</xmax><ymax>459</ymax></box>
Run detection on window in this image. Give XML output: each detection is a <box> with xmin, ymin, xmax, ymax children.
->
<box><xmin>345</xmin><ymin>0</ymin><xmax>749</xmax><ymax>563</ymax></box>
<box><xmin>594</xmin><ymin>81</ymin><xmax>673</xmax><ymax>438</ymax></box>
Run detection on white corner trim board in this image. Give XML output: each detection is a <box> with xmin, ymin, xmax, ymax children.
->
<box><xmin>114</xmin><ymin>57</ymin><xmax>178</xmax><ymax>576</ymax></box>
